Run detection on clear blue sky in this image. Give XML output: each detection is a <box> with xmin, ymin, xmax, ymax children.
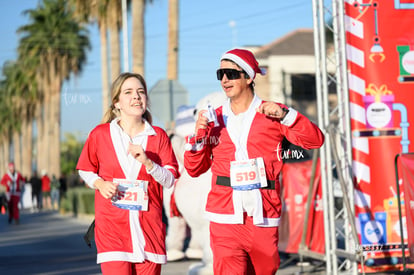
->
<box><xmin>0</xmin><ymin>0</ymin><xmax>314</xmax><ymax>140</ymax></box>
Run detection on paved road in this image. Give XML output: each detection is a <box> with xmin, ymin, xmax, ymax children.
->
<box><xmin>0</xmin><ymin>210</ymin><xmax>210</xmax><ymax>275</ymax></box>
<box><xmin>0</xmin><ymin>210</ymin><xmax>326</xmax><ymax>275</ymax></box>
<box><xmin>0</xmin><ymin>210</ymin><xmax>101</xmax><ymax>275</ymax></box>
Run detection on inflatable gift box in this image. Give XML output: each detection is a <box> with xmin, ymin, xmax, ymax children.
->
<box><xmin>363</xmin><ymin>84</ymin><xmax>394</xmax><ymax>129</ymax></box>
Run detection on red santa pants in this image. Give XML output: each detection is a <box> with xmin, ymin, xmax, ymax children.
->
<box><xmin>100</xmin><ymin>260</ymin><xmax>161</xmax><ymax>275</ymax></box>
<box><xmin>210</xmin><ymin>215</ymin><xmax>280</xmax><ymax>275</ymax></box>
<box><xmin>8</xmin><ymin>195</ymin><xmax>20</xmax><ymax>221</ymax></box>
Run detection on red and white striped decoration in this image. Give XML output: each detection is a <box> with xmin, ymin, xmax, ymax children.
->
<box><xmin>344</xmin><ymin>0</ymin><xmax>372</xmax><ymax>237</ymax></box>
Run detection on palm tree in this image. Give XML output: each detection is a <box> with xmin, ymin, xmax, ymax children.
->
<box><xmin>0</xmin><ymin>60</ymin><xmax>38</xmax><ymax>177</ymax></box>
<box><xmin>70</xmin><ymin>0</ymin><xmax>111</xmax><ymax>117</ymax></box>
<box><xmin>72</xmin><ymin>0</ymin><xmax>122</xmax><ymax>91</ymax></box>
<box><xmin>107</xmin><ymin>0</ymin><xmax>122</xmax><ymax>83</ymax></box>
<box><xmin>17</xmin><ymin>0</ymin><xmax>91</xmax><ymax>177</ymax></box>
<box><xmin>0</xmin><ymin>62</ymin><xmax>21</xmax><ymax>169</ymax></box>
<box><xmin>131</xmin><ymin>0</ymin><xmax>148</xmax><ymax>75</ymax></box>
<box><xmin>19</xmin><ymin>58</ymin><xmax>39</xmax><ymax>178</ymax></box>
<box><xmin>0</xmin><ymin>102</ymin><xmax>12</xmax><ymax>171</ymax></box>
<box><xmin>70</xmin><ymin>0</ymin><xmax>153</xmax><ymax>116</ymax></box>
<box><xmin>0</xmin><ymin>65</ymin><xmax>15</xmax><ymax>170</ymax></box>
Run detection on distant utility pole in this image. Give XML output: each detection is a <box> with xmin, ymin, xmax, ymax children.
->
<box><xmin>167</xmin><ymin>0</ymin><xmax>179</xmax><ymax>80</ymax></box>
<box><xmin>167</xmin><ymin>0</ymin><xmax>179</xmax><ymax>129</ymax></box>
<box><xmin>122</xmin><ymin>0</ymin><xmax>129</xmax><ymax>72</ymax></box>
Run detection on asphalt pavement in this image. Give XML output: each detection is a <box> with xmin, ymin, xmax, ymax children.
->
<box><xmin>0</xmin><ymin>209</ymin><xmax>326</xmax><ymax>275</ymax></box>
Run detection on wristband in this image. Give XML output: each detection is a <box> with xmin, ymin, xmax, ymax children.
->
<box><xmin>281</xmin><ymin>108</ymin><xmax>289</xmax><ymax>120</ymax></box>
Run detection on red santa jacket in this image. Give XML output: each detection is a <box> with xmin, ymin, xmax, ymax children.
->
<box><xmin>76</xmin><ymin>121</ymin><xmax>179</xmax><ymax>264</ymax></box>
<box><xmin>1</xmin><ymin>171</ymin><xmax>25</xmax><ymax>197</ymax></box>
<box><xmin>41</xmin><ymin>175</ymin><xmax>51</xmax><ymax>193</ymax></box>
<box><xmin>184</xmin><ymin>98</ymin><xmax>324</xmax><ymax>227</ymax></box>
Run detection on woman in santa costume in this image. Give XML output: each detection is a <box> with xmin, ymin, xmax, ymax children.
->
<box><xmin>184</xmin><ymin>48</ymin><xmax>325</xmax><ymax>274</ymax></box>
<box><xmin>1</xmin><ymin>162</ymin><xmax>25</xmax><ymax>224</ymax></box>
<box><xmin>77</xmin><ymin>72</ymin><xmax>179</xmax><ymax>275</ymax></box>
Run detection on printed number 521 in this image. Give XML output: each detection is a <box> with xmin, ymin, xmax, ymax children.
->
<box><xmin>124</xmin><ymin>191</ymin><xmax>138</xmax><ymax>201</ymax></box>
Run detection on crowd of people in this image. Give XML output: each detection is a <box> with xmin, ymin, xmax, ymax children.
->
<box><xmin>0</xmin><ymin>163</ymin><xmax>80</xmax><ymax>224</ymax></box>
<box><xmin>27</xmin><ymin>170</ymin><xmax>69</xmax><ymax>211</ymax></box>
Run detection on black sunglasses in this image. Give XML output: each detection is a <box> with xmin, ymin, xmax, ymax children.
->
<box><xmin>216</xmin><ymin>68</ymin><xmax>246</xmax><ymax>80</ymax></box>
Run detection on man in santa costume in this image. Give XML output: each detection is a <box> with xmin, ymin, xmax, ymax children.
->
<box><xmin>184</xmin><ymin>48</ymin><xmax>325</xmax><ymax>274</ymax></box>
<box><xmin>1</xmin><ymin>162</ymin><xmax>25</xmax><ymax>224</ymax></box>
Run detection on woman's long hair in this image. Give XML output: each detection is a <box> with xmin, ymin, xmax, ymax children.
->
<box><xmin>101</xmin><ymin>72</ymin><xmax>153</xmax><ymax>124</ymax></box>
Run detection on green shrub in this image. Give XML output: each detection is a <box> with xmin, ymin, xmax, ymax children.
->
<box><xmin>60</xmin><ymin>187</ymin><xmax>95</xmax><ymax>215</ymax></box>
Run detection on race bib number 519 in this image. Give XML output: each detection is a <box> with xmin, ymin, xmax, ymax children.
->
<box><xmin>230</xmin><ymin>157</ymin><xmax>267</xmax><ymax>190</ymax></box>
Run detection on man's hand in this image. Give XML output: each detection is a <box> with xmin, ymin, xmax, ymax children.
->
<box><xmin>195</xmin><ymin>110</ymin><xmax>210</xmax><ymax>141</ymax></box>
<box><xmin>256</xmin><ymin>102</ymin><xmax>288</xmax><ymax>119</ymax></box>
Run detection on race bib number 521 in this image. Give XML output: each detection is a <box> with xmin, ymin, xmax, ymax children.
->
<box><xmin>111</xmin><ymin>179</ymin><xmax>149</xmax><ymax>211</ymax></box>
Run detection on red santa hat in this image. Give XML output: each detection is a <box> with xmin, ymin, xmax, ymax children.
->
<box><xmin>220</xmin><ymin>48</ymin><xmax>266</xmax><ymax>80</ymax></box>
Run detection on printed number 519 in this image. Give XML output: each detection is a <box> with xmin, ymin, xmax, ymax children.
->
<box><xmin>235</xmin><ymin>171</ymin><xmax>256</xmax><ymax>182</ymax></box>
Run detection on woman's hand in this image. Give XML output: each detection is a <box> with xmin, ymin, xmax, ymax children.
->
<box><xmin>94</xmin><ymin>179</ymin><xmax>118</xmax><ymax>199</ymax></box>
<box><xmin>127</xmin><ymin>143</ymin><xmax>154</xmax><ymax>171</ymax></box>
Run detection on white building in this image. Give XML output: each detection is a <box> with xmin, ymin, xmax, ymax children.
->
<box><xmin>251</xmin><ymin>28</ymin><xmax>335</xmax><ymax>121</ymax></box>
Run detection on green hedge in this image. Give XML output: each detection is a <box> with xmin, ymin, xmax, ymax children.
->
<box><xmin>60</xmin><ymin>187</ymin><xmax>95</xmax><ymax>215</ymax></box>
